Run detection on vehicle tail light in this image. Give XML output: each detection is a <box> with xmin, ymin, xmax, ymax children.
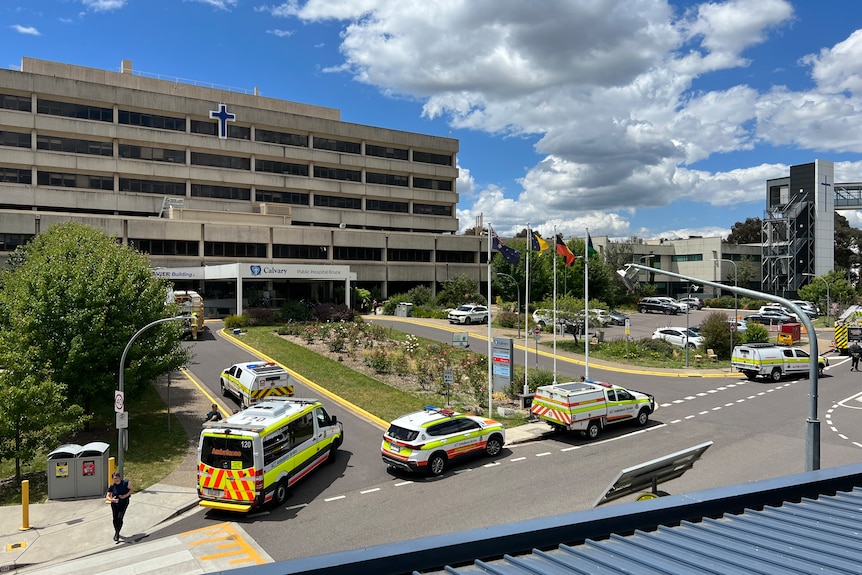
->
<box><xmin>254</xmin><ymin>469</ymin><xmax>264</xmax><ymax>492</ymax></box>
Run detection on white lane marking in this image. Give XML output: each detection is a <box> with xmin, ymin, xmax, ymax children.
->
<box><xmin>394</xmin><ymin>481</ymin><xmax>414</xmax><ymax>486</ymax></box>
<box><xmin>536</xmin><ymin>452</ymin><xmax>551</xmax><ymax>457</ymax></box>
<box><xmin>325</xmin><ymin>495</ymin><xmax>346</xmax><ymax>502</ymax></box>
<box><xmin>360</xmin><ymin>488</ymin><xmax>381</xmax><ymax>494</ymax></box>
<box><xmin>510</xmin><ymin>457</ymin><xmax>527</xmax><ymax>462</ymax></box>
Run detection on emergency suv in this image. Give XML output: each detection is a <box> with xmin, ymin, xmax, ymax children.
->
<box><xmin>381</xmin><ymin>406</ymin><xmax>505</xmax><ymax>476</ymax></box>
<box><xmin>197</xmin><ymin>397</ymin><xmax>343</xmax><ymax>512</ymax></box>
<box><xmin>220</xmin><ymin>361</ymin><xmax>294</xmax><ymax>408</ymax></box>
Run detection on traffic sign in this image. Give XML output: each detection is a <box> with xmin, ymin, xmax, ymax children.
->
<box><xmin>116</xmin><ymin>411</ymin><xmax>128</xmax><ymax>429</ymax></box>
<box><xmin>114</xmin><ymin>390</ymin><xmax>124</xmax><ymax>413</ymax></box>
<box><xmin>533</xmin><ymin>325</ymin><xmax>541</xmax><ymax>336</ymax></box>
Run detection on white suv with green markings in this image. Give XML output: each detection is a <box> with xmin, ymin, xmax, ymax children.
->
<box><xmin>381</xmin><ymin>407</ymin><xmax>505</xmax><ymax>476</ymax></box>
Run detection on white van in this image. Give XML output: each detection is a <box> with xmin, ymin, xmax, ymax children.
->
<box><xmin>220</xmin><ymin>361</ymin><xmax>294</xmax><ymax>408</ymax></box>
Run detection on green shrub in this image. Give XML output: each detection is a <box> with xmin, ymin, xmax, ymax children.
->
<box><xmin>497</xmin><ymin>311</ymin><xmax>520</xmax><ymax>329</ymax></box>
<box><xmin>281</xmin><ymin>299</ymin><xmax>314</xmax><ymax>322</ymax></box>
<box><xmin>224</xmin><ymin>314</ymin><xmax>247</xmax><ymax>329</ymax></box>
<box><xmin>741</xmin><ymin>322</ymin><xmax>769</xmax><ymax>343</ymax></box>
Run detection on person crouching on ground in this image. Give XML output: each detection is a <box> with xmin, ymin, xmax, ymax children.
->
<box><xmin>106</xmin><ymin>472</ymin><xmax>133</xmax><ymax>542</ymax></box>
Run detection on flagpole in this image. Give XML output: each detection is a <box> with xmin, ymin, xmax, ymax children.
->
<box><xmin>487</xmin><ymin>223</ymin><xmax>493</xmax><ymax>418</ymax></box>
<box><xmin>524</xmin><ymin>224</ymin><xmax>531</xmax><ymax>395</ymax></box>
<box><xmin>552</xmin><ymin>226</ymin><xmax>558</xmax><ymax>383</ymax></box>
<box><xmin>584</xmin><ymin>228</ymin><xmax>590</xmax><ymax>380</ymax></box>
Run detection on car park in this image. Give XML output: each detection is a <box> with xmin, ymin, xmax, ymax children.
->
<box><xmin>651</xmin><ymin>327</ymin><xmax>705</xmax><ymax>349</ymax></box>
<box><xmin>637</xmin><ymin>297</ymin><xmax>680</xmax><ymax>315</ymax></box>
<box><xmin>381</xmin><ymin>406</ymin><xmax>505</xmax><ymax>476</ymax></box>
<box><xmin>677</xmin><ymin>296</ymin><xmax>704</xmax><ymax>310</ymax></box>
<box><xmin>448</xmin><ymin>303</ymin><xmax>489</xmax><ymax>324</ymax></box>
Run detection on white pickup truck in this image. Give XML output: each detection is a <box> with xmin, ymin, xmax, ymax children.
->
<box><xmin>731</xmin><ymin>343</ymin><xmax>827</xmax><ymax>381</ymax></box>
<box><xmin>530</xmin><ymin>379</ymin><xmax>656</xmax><ymax>439</ymax></box>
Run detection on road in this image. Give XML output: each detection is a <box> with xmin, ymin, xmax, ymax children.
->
<box><xmin>155</xmin><ymin>314</ymin><xmax>862</xmax><ymax>564</ymax></box>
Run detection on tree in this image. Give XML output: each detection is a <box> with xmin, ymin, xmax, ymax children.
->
<box><xmin>0</xmin><ymin>364</ymin><xmax>87</xmax><ymax>481</ymax></box>
<box><xmin>436</xmin><ymin>274</ymin><xmax>485</xmax><ymax>308</ymax></box>
<box><xmin>0</xmin><ymin>222</ymin><xmax>191</xmax><ymax>416</ymax></box>
<box><xmin>834</xmin><ymin>212</ymin><xmax>862</xmax><ymax>271</ymax></box>
<box><xmin>726</xmin><ymin>217</ymin><xmax>763</xmax><ymax>244</ymax></box>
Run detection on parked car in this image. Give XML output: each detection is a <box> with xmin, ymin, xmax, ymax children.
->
<box><xmin>637</xmin><ymin>297</ymin><xmax>680</xmax><ymax>315</ymax></box>
<box><xmin>758</xmin><ymin>304</ymin><xmax>800</xmax><ymax>322</ymax></box>
<box><xmin>745</xmin><ymin>312</ymin><xmax>792</xmax><ymax>326</ymax></box>
<box><xmin>607</xmin><ymin>309</ymin><xmax>629</xmax><ymax>326</ymax></box>
<box><xmin>532</xmin><ymin>309</ymin><xmax>578</xmax><ymax>328</ymax></box>
<box><xmin>655</xmin><ymin>296</ymin><xmax>687</xmax><ymax>312</ymax></box>
<box><xmin>677</xmin><ymin>296</ymin><xmax>704</xmax><ymax>310</ymax></box>
<box><xmin>651</xmin><ymin>327</ymin><xmax>705</xmax><ymax>349</ymax></box>
<box><xmin>447</xmin><ymin>304</ymin><xmax>488</xmax><ymax>325</ymax></box>
<box><xmin>788</xmin><ymin>300</ymin><xmax>819</xmax><ymax>318</ymax></box>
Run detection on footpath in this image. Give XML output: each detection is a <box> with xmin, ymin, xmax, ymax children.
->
<box><xmin>0</xmin><ymin>319</ymin><xmax>837</xmax><ymax>574</ymax></box>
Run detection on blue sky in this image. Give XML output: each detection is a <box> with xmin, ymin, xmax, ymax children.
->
<box><xmin>4</xmin><ymin>0</ymin><xmax>862</xmax><ymax>241</ymax></box>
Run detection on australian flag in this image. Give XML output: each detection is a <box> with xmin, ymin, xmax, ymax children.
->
<box><xmin>491</xmin><ymin>229</ymin><xmax>520</xmax><ymax>265</ymax></box>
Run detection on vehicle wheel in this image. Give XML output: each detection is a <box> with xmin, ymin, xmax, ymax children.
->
<box><xmin>220</xmin><ymin>379</ymin><xmax>228</xmax><ymax>397</ymax></box>
<box><xmin>743</xmin><ymin>370</ymin><xmax>757</xmax><ymax>380</ymax></box>
<box><xmin>586</xmin><ymin>420</ymin><xmax>600</xmax><ymax>440</ymax></box>
<box><xmin>636</xmin><ymin>409</ymin><xmax>649</xmax><ymax>427</ymax></box>
<box><xmin>427</xmin><ymin>453</ymin><xmax>447</xmax><ymax>476</ymax></box>
<box><xmin>327</xmin><ymin>443</ymin><xmax>338</xmax><ymax>464</ymax></box>
<box><xmin>663</xmin><ymin>309</ymin><xmax>671</xmax><ymax>315</ymax></box>
<box><xmin>485</xmin><ymin>434</ymin><xmax>504</xmax><ymax>457</ymax></box>
<box><xmin>770</xmin><ymin>368</ymin><xmax>782</xmax><ymax>382</ymax></box>
<box><xmin>538</xmin><ymin>320</ymin><xmax>546</xmax><ymax>327</ymax></box>
<box><xmin>482</xmin><ymin>315</ymin><xmax>488</xmax><ymax>324</ymax></box>
<box><xmin>638</xmin><ymin>307</ymin><xmax>647</xmax><ymax>314</ymax></box>
<box><xmin>464</xmin><ymin>317</ymin><xmax>472</xmax><ymax>325</ymax></box>
<box><xmin>819</xmin><ymin>364</ymin><xmax>825</xmax><ymax>377</ymax></box>
<box><xmin>274</xmin><ymin>480</ymin><xmax>288</xmax><ymax>505</ymax></box>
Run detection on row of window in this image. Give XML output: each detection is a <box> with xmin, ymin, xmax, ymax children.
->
<box><xmin>2</xmin><ymin>94</ymin><xmax>453</xmax><ymax>166</ymax></box>
<box><xmin>1</xmin><ymin>128</ymin><xmax>454</xmax><ymax>190</ymax></box>
<box><xmin>0</xmin><ymin>166</ymin><xmax>452</xmax><ymax>216</ymax></box>
<box><xmin>129</xmin><ymin>238</ymin><xmax>474</xmax><ymax>263</ymax></box>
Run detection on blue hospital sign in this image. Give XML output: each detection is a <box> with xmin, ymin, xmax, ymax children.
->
<box><xmin>209</xmin><ymin>103</ymin><xmax>236</xmax><ymax>139</ymax></box>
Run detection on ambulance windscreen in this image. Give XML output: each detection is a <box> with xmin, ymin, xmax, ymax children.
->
<box><xmin>201</xmin><ymin>436</ymin><xmax>254</xmax><ymax>470</ymax></box>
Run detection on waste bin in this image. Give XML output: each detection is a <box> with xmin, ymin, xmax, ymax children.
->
<box><xmin>780</xmin><ymin>323</ymin><xmax>801</xmax><ymax>342</ymax></box>
<box><xmin>77</xmin><ymin>441</ymin><xmax>111</xmax><ymax>497</ymax></box>
<box><xmin>396</xmin><ymin>303</ymin><xmax>413</xmax><ymax>317</ymax></box>
<box><xmin>47</xmin><ymin>444</ymin><xmax>83</xmax><ymax>500</ymax></box>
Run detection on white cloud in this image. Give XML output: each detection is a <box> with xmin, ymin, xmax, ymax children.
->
<box><xmin>80</xmin><ymin>0</ymin><xmax>127</xmax><ymax>11</ymax></box>
<box><xmin>273</xmin><ymin>1</ymin><xmax>862</xmax><ymax>238</ymax></box>
<box><xmin>267</xmin><ymin>29</ymin><xmax>293</xmax><ymax>37</ymax></box>
<box><xmin>12</xmin><ymin>25</ymin><xmax>40</xmax><ymax>36</ymax></box>
<box><xmin>186</xmin><ymin>0</ymin><xmax>237</xmax><ymax>10</ymax></box>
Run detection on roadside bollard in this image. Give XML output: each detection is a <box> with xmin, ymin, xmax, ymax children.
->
<box><xmin>108</xmin><ymin>457</ymin><xmax>115</xmax><ymax>488</ymax></box>
<box><xmin>20</xmin><ymin>479</ymin><xmax>30</xmax><ymax>531</ymax></box>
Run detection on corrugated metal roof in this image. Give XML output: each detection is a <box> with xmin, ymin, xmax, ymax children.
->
<box><xmin>419</xmin><ymin>487</ymin><xmax>862</xmax><ymax>575</ymax></box>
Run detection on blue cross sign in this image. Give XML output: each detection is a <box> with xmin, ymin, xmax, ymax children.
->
<box><xmin>822</xmin><ymin>176</ymin><xmax>831</xmax><ymax>211</ymax></box>
<box><xmin>209</xmin><ymin>103</ymin><xmax>236</xmax><ymax>139</ymax></box>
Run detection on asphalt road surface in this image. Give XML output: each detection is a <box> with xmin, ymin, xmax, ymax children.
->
<box><xmin>156</xmin><ymin>317</ymin><xmax>862</xmax><ymax>563</ymax></box>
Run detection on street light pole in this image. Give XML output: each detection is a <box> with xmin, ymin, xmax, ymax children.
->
<box><xmin>803</xmin><ymin>273</ymin><xmax>830</xmax><ymax>327</ymax></box>
<box><xmin>496</xmin><ymin>272</ymin><xmax>521</xmax><ymax>339</ymax></box>
<box><xmin>712</xmin><ymin>258</ymin><xmax>738</xmax><ymax>360</ymax></box>
<box><xmin>117</xmin><ymin>315</ymin><xmax>186</xmax><ymax>476</ymax></box>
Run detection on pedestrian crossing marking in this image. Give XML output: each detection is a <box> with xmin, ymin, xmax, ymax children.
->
<box><xmin>180</xmin><ymin>521</ymin><xmax>267</xmax><ymax>566</ymax></box>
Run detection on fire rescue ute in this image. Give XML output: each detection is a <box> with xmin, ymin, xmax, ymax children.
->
<box><xmin>197</xmin><ymin>398</ymin><xmax>343</xmax><ymax>512</ymax></box>
<box><xmin>381</xmin><ymin>406</ymin><xmax>505</xmax><ymax>476</ymax></box>
<box><xmin>220</xmin><ymin>361</ymin><xmax>294</xmax><ymax>408</ymax></box>
<box><xmin>530</xmin><ymin>379</ymin><xmax>656</xmax><ymax>439</ymax></box>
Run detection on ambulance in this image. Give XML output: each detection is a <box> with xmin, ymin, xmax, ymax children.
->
<box><xmin>172</xmin><ymin>289</ymin><xmax>205</xmax><ymax>339</ymax></box>
<box><xmin>197</xmin><ymin>397</ymin><xmax>343</xmax><ymax>512</ymax></box>
<box><xmin>730</xmin><ymin>343</ymin><xmax>828</xmax><ymax>381</ymax></box>
<box><xmin>530</xmin><ymin>380</ymin><xmax>656</xmax><ymax>440</ymax></box>
<box><xmin>220</xmin><ymin>361</ymin><xmax>294</xmax><ymax>408</ymax></box>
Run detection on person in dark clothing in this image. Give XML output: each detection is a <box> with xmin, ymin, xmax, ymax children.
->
<box><xmin>850</xmin><ymin>342</ymin><xmax>862</xmax><ymax>371</ymax></box>
<box><xmin>106</xmin><ymin>472</ymin><xmax>132</xmax><ymax>542</ymax></box>
<box><xmin>204</xmin><ymin>403</ymin><xmax>222</xmax><ymax>423</ymax></box>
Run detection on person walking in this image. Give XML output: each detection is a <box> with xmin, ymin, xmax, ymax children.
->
<box><xmin>850</xmin><ymin>341</ymin><xmax>861</xmax><ymax>371</ymax></box>
<box><xmin>106</xmin><ymin>472</ymin><xmax>133</xmax><ymax>542</ymax></box>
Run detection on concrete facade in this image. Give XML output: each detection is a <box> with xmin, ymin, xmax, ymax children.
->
<box><xmin>0</xmin><ymin>57</ymin><xmax>492</xmax><ymax>313</ymax></box>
